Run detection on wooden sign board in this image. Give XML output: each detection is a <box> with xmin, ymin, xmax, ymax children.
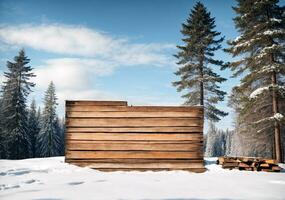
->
<box><xmin>65</xmin><ymin>100</ymin><xmax>205</xmax><ymax>172</ymax></box>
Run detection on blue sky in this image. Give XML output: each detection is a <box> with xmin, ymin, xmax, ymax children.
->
<box><xmin>1</xmin><ymin>0</ymin><xmax>282</xmax><ymax>130</ymax></box>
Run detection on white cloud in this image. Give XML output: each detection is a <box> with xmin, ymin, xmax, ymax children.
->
<box><xmin>32</xmin><ymin>57</ymin><xmax>118</xmax><ymax>113</ymax></box>
<box><xmin>33</xmin><ymin>58</ymin><xmax>116</xmax><ymax>90</ymax></box>
<box><xmin>0</xmin><ymin>24</ymin><xmax>175</xmax><ymax>67</ymax></box>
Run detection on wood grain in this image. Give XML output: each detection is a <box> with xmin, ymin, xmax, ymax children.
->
<box><xmin>66</xmin><ymin>105</ymin><xmax>203</xmax><ymax>112</ymax></box>
<box><xmin>66</xmin><ymin>150</ymin><xmax>203</xmax><ymax>159</ymax></box>
<box><xmin>72</xmin><ymin>162</ymin><xmax>205</xmax><ymax>169</ymax></box>
<box><xmin>66</xmin><ymin>118</ymin><xmax>203</xmax><ymax>127</ymax></box>
<box><xmin>66</xmin><ymin>111</ymin><xmax>203</xmax><ymax>118</ymax></box>
<box><xmin>65</xmin><ymin>158</ymin><xmax>204</xmax><ymax>163</ymax></box>
<box><xmin>66</xmin><ymin>132</ymin><xmax>203</xmax><ymax>141</ymax></box>
<box><xmin>66</xmin><ymin>126</ymin><xmax>203</xmax><ymax>133</ymax></box>
<box><xmin>66</xmin><ymin>142</ymin><xmax>203</xmax><ymax>151</ymax></box>
<box><xmin>66</xmin><ymin>100</ymin><xmax>127</xmax><ymax>106</ymax></box>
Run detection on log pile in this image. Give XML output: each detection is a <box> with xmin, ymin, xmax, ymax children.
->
<box><xmin>217</xmin><ymin>156</ymin><xmax>282</xmax><ymax>172</ymax></box>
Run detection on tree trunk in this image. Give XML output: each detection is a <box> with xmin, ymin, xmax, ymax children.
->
<box><xmin>199</xmin><ymin>55</ymin><xmax>204</xmax><ymax>106</ymax></box>
<box><xmin>271</xmin><ymin>71</ymin><xmax>282</xmax><ymax>163</ymax></box>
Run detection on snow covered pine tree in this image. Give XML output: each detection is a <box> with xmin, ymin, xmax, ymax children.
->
<box><xmin>225</xmin><ymin>0</ymin><xmax>285</xmax><ymax>162</ymax></box>
<box><xmin>173</xmin><ymin>2</ymin><xmax>228</xmax><ymax>122</ymax></box>
<box><xmin>37</xmin><ymin>82</ymin><xmax>61</xmax><ymax>157</ymax></box>
<box><xmin>1</xmin><ymin>49</ymin><xmax>35</xmax><ymax>159</ymax></box>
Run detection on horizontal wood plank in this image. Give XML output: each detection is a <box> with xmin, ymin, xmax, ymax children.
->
<box><xmin>66</xmin><ymin>100</ymin><xmax>127</xmax><ymax>106</ymax></box>
<box><xmin>66</xmin><ymin>142</ymin><xmax>203</xmax><ymax>151</ymax></box>
<box><xmin>66</xmin><ymin>140</ymin><xmax>203</xmax><ymax>144</ymax></box>
<box><xmin>66</xmin><ymin>150</ymin><xmax>203</xmax><ymax>159</ymax></box>
<box><xmin>66</xmin><ymin>111</ymin><xmax>203</xmax><ymax>118</ymax></box>
<box><xmin>66</xmin><ymin>105</ymin><xmax>203</xmax><ymax>112</ymax></box>
<box><xmin>65</xmin><ymin>158</ymin><xmax>204</xmax><ymax>163</ymax></box>
<box><xmin>66</xmin><ymin>118</ymin><xmax>202</xmax><ymax>127</ymax></box>
<box><xmin>66</xmin><ymin>132</ymin><xmax>203</xmax><ymax>141</ymax></box>
<box><xmin>69</xmin><ymin>162</ymin><xmax>204</xmax><ymax>169</ymax></box>
<box><xmin>66</xmin><ymin>126</ymin><xmax>203</xmax><ymax>133</ymax></box>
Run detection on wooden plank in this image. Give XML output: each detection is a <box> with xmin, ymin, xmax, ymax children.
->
<box><xmin>222</xmin><ymin>162</ymin><xmax>239</xmax><ymax>167</ymax></box>
<box><xmin>238</xmin><ymin>163</ymin><xmax>251</xmax><ymax>168</ymax></box>
<box><xmin>264</xmin><ymin>159</ymin><xmax>278</xmax><ymax>164</ymax></box>
<box><xmin>66</xmin><ymin>101</ymin><xmax>127</xmax><ymax>106</ymax></box>
<box><xmin>66</xmin><ymin>140</ymin><xmax>203</xmax><ymax>144</ymax></box>
<box><xmin>260</xmin><ymin>163</ymin><xmax>270</xmax><ymax>168</ymax></box>
<box><xmin>66</xmin><ymin>118</ymin><xmax>203</xmax><ymax>127</ymax></box>
<box><xmin>66</xmin><ymin>150</ymin><xmax>203</xmax><ymax>159</ymax></box>
<box><xmin>66</xmin><ymin>105</ymin><xmax>203</xmax><ymax>112</ymax></box>
<box><xmin>65</xmin><ymin>158</ymin><xmax>204</xmax><ymax>163</ymax></box>
<box><xmin>70</xmin><ymin>162</ymin><xmax>205</xmax><ymax>169</ymax></box>
<box><xmin>66</xmin><ymin>111</ymin><xmax>203</xmax><ymax>118</ymax></box>
<box><xmin>66</xmin><ymin>142</ymin><xmax>203</xmax><ymax>151</ymax></box>
<box><xmin>66</xmin><ymin>132</ymin><xmax>203</xmax><ymax>141</ymax></box>
<box><xmin>218</xmin><ymin>157</ymin><xmax>225</xmax><ymax>165</ymax></box>
<box><xmin>66</xmin><ymin>126</ymin><xmax>203</xmax><ymax>133</ymax></box>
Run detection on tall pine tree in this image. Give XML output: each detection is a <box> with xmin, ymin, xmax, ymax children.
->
<box><xmin>173</xmin><ymin>2</ymin><xmax>228</xmax><ymax>122</ymax></box>
<box><xmin>27</xmin><ymin>99</ymin><xmax>40</xmax><ymax>158</ymax></box>
<box><xmin>1</xmin><ymin>49</ymin><xmax>35</xmax><ymax>159</ymax></box>
<box><xmin>37</xmin><ymin>82</ymin><xmax>61</xmax><ymax>157</ymax></box>
<box><xmin>225</xmin><ymin>0</ymin><xmax>285</xmax><ymax>162</ymax></box>
<box><xmin>0</xmin><ymin>95</ymin><xmax>6</xmax><ymax>158</ymax></box>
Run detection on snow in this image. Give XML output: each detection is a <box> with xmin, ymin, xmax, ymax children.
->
<box><xmin>274</xmin><ymin>113</ymin><xmax>285</xmax><ymax>121</ymax></box>
<box><xmin>250</xmin><ymin>86</ymin><xmax>269</xmax><ymax>99</ymax></box>
<box><xmin>270</xmin><ymin>18</ymin><xmax>282</xmax><ymax>23</ymax></box>
<box><xmin>263</xmin><ymin>30</ymin><xmax>284</xmax><ymax>35</ymax></box>
<box><xmin>258</xmin><ymin>63</ymin><xmax>282</xmax><ymax>73</ymax></box>
<box><xmin>0</xmin><ymin>157</ymin><xmax>285</xmax><ymax>200</ymax></box>
<box><xmin>249</xmin><ymin>84</ymin><xmax>285</xmax><ymax>99</ymax></box>
<box><xmin>254</xmin><ymin>113</ymin><xmax>285</xmax><ymax>125</ymax></box>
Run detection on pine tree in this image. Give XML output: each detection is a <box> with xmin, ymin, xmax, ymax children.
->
<box><xmin>35</xmin><ymin>107</ymin><xmax>42</xmax><ymax>157</ymax></box>
<box><xmin>37</xmin><ymin>82</ymin><xmax>61</xmax><ymax>157</ymax></box>
<box><xmin>1</xmin><ymin>49</ymin><xmax>35</xmax><ymax>159</ymax></box>
<box><xmin>0</xmin><ymin>95</ymin><xmax>6</xmax><ymax>158</ymax></box>
<box><xmin>57</xmin><ymin>117</ymin><xmax>65</xmax><ymax>156</ymax></box>
<box><xmin>173</xmin><ymin>2</ymin><xmax>228</xmax><ymax>122</ymax></box>
<box><xmin>225</xmin><ymin>0</ymin><xmax>285</xmax><ymax>162</ymax></box>
<box><xmin>27</xmin><ymin>99</ymin><xmax>40</xmax><ymax>158</ymax></box>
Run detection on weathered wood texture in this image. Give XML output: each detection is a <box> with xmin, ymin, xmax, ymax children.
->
<box><xmin>65</xmin><ymin>100</ymin><xmax>205</xmax><ymax>172</ymax></box>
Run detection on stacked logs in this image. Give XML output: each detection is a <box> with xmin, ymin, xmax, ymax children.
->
<box><xmin>217</xmin><ymin>156</ymin><xmax>282</xmax><ymax>172</ymax></box>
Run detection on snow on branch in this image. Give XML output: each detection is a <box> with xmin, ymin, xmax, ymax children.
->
<box><xmin>270</xmin><ymin>18</ymin><xmax>282</xmax><ymax>23</ymax></box>
<box><xmin>254</xmin><ymin>113</ymin><xmax>285</xmax><ymax>126</ymax></box>
<box><xmin>274</xmin><ymin>113</ymin><xmax>285</xmax><ymax>121</ymax></box>
<box><xmin>258</xmin><ymin>63</ymin><xmax>283</xmax><ymax>74</ymax></box>
<box><xmin>263</xmin><ymin>29</ymin><xmax>284</xmax><ymax>36</ymax></box>
<box><xmin>249</xmin><ymin>86</ymin><xmax>270</xmax><ymax>99</ymax></box>
<box><xmin>249</xmin><ymin>84</ymin><xmax>285</xmax><ymax>99</ymax></box>
<box><xmin>254</xmin><ymin>44</ymin><xmax>281</xmax><ymax>61</ymax></box>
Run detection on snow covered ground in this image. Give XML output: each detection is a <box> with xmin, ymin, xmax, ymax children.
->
<box><xmin>0</xmin><ymin>157</ymin><xmax>284</xmax><ymax>200</ymax></box>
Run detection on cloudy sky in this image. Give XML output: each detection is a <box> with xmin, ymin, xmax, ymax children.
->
<box><xmin>2</xmin><ymin>0</ymin><xmax>280</xmax><ymax>130</ymax></box>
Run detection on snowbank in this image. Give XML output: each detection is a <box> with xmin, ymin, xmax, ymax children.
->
<box><xmin>0</xmin><ymin>157</ymin><xmax>284</xmax><ymax>200</ymax></box>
